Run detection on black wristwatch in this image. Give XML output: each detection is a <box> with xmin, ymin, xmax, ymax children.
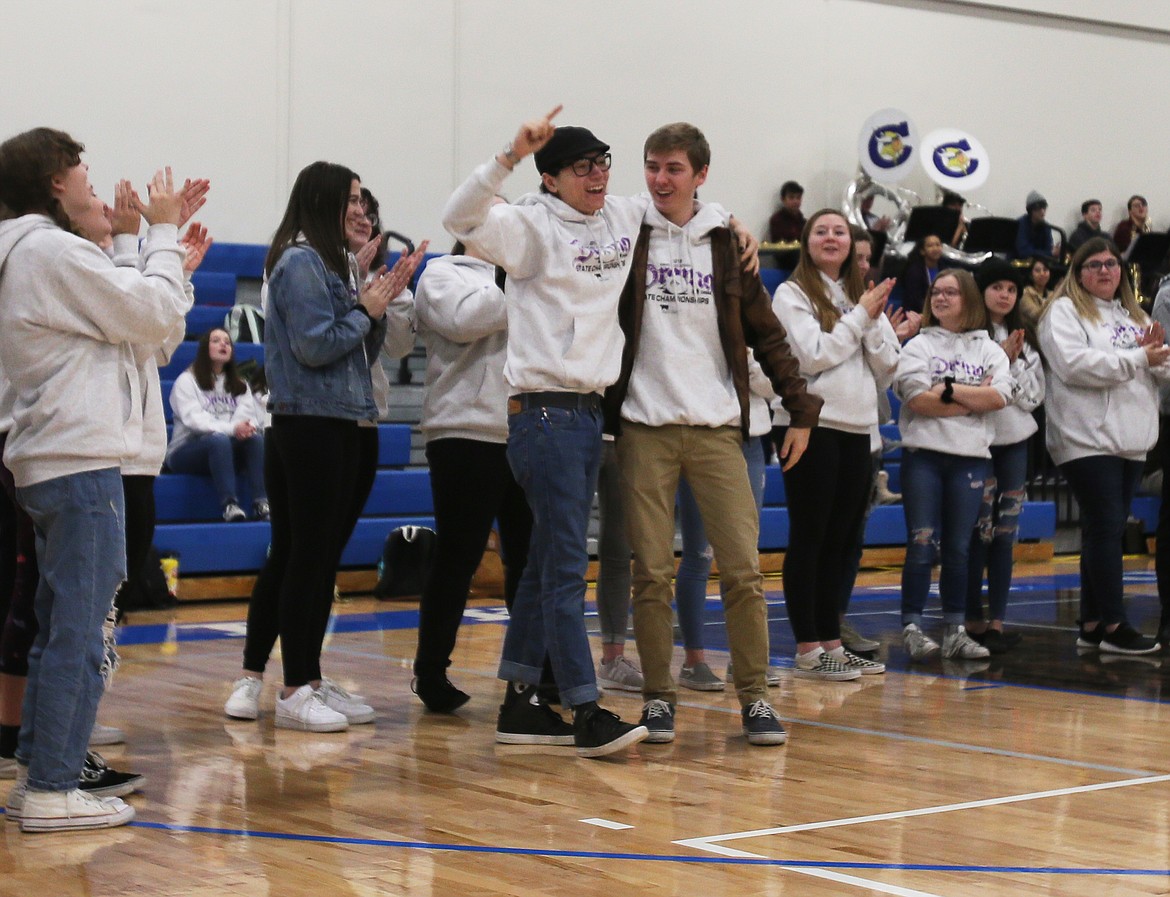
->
<box><xmin>941</xmin><ymin>376</ymin><xmax>955</xmax><ymax>404</ymax></box>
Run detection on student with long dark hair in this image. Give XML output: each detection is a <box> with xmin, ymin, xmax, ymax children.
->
<box><xmin>224</xmin><ymin>161</ymin><xmax>422</xmax><ymax>732</ymax></box>
<box><xmin>166</xmin><ymin>328</ymin><xmax>267</xmax><ymax>522</ymax></box>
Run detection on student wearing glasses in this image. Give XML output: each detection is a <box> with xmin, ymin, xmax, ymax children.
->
<box><xmin>442</xmin><ymin>107</ymin><xmax>757</xmax><ymax>758</ymax></box>
<box><xmin>1038</xmin><ymin>237</ymin><xmax>1169</xmax><ymax>654</ymax></box>
<box><xmin>894</xmin><ymin>270</ymin><xmax>1012</xmax><ymax>662</ymax></box>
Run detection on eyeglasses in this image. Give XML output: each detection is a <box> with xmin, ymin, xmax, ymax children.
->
<box><xmin>568</xmin><ymin>153</ymin><xmax>612</xmax><ymax>177</ymax></box>
<box><xmin>1082</xmin><ymin>259</ymin><xmax>1120</xmax><ymax>273</ymax></box>
<box><xmin>929</xmin><ymin>287</ymin><xmax>961</xmax><ymax>299</ymax></box>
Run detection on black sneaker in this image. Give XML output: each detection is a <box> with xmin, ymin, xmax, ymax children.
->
<box><xmin>741</xmin><ymin>700</ymin><xmax>787</xmax><ymax>746</ymax></box>
<box><xmin>1100</xmin><ymin>622</ymin><xmax>1160</xmax><ymax>655</ymax></box>
<box><xmin>79</xmin><ymin>751</ymin><xmax>144</xmax><ymax>798</ymax></box>
<box><xmin>639</xmin><ymin>700</ymin><xmax>675</xmax><ymax>744</ymax></box>
<box><xmin>495</xmin><ymin>683</ymin><xmax>574</xmax><ymax>745</ymax></box>
<box><xmin>412</xmin><ymin>676</ymin><xmax>470</xmax><ymax>714</ymax></box>
<box><xmin>972</xmin><ymin>629</ymin><xmax>1021</xmax><ymax>655</ymax></box>
<box><xmin>572</xmin><ymin>704</ymin><xmax>648</xmax><ymax>758</ymax></box>
<box><xmin>1075</xmin><ymin>622</ymin><xmax>1103</xmax><ymax>650</ymax></box>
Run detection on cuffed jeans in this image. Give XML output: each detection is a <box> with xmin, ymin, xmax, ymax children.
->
<box><xmin>675</xmin><ymin>435</ymin><xmax>766</xmax><ymax>650</ymax></box>
<box><xmin>1060</xmin><ymin>454</ymin><xmax>1144</xmax><ymax>627</ymax></box>
<box><xmin>499</xmin><ymin>404</ymin><xmax>603</xmax><ymax>708</ymax></box>
<box><xmin>900</xmin><ymin>449</ymin><xmax>992</xmax><ymax>626</ymax></box>
<box><xmin>618</xmin><ymin>423</ymin><xmax>768</xmax><ymax>707</ymax></box>
<box><xmin>167</xmin><ymin>430</ymin><xmax>267</xmax><ymax>508</ymax></box>
<box><xmin>15</xmin><ymin>467</ymin><xmax>124</xmax><ymax>791</ymax></box>
<box><xmin>966</xmin><ymin>439</ymin><xmax>1028</xmax><ymax>623</ymax></box>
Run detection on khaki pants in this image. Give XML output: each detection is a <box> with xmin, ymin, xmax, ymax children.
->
<box><xmin>616</xmin><ymin>422</ymin><xmax>768</xmax><ymax>706</ymax></box>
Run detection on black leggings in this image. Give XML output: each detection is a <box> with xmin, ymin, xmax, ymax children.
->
<box><xmin>414</xmin><ymin>438</ymin><xmax>532</xmax><ymax>679</ymax></box>
<box><xmin>244</xmin><ymin>416</ymin><xmax>377</xmax><ymax>686</ymax></box>
<box><xmin>776</xmin><ymin>426</ymin><xmax>873</xmax><ymax>644</ymax></box>
<box><xmin>0</xmin><ymin>437</ymin><xmax>37</xmax><ymax>677</ymax></box>
<box><xmin>115</xmin><ymin>475</ymin><xmax>157</xmax><ymax>611</ymax></box>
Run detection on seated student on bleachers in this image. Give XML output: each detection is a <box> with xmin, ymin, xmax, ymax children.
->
<box><xmin>1112</xmin><ymin>194</ymin><xmax>1151</xmax><ymax>255</ymax></box>
<box><xmin>1014</xmin><ymin>191</ymin><xmax>1054</xmax><ymax>261</ymax></box>
<box><xmin>165</xmin><ymin>328</ymin><xmax>268</xmax><ymax>522</ymax></box>
<box><xmin>899</xmin><ymin>234</ymin><xmax>944</xmax><ymax>315</ymax></box>
<box><xmin>768</xmin><ymin>180</ymin><xmax>805</xmax><ymax>243</ymax></box>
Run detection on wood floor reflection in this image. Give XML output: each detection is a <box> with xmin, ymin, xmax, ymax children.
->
<box><xmin>2</xmin><ymin>556</ymin><xmax>1168</xmax><ymax>897</ymax></box>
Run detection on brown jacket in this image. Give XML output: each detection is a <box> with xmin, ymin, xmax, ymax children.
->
<box><xmin>603</xmin><ymin>224</ymin><xmax>822</xmax><ymax>439</ymax></box>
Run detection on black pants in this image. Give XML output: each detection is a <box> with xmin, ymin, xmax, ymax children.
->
<box><xmin>244</xmin><ymin>416</ymin><xmax>377</xmax><ymax>686</ymax></box>
<box><xmin>0</xmin><ymin>437</ymin><xmax>37</xmax><ymax>677</ymax></box>
<box><xmin>775</xmin><ymin>426</ymin><xmax>873</xmax><ymax>644</ymax></box>
<box><xmin>1157</xmin><ymin>416</ymin><xmax>1170</xmax><ymax>629</ymax></box>
<box><xmin>114</xmin><ymin>475</ymin><xmax>157</xmax><ymax>612</ymax></box>
<box><xmin>414</xmin><ymin>438</ymin><xmax>532</xmax><ymax>679</ymax></box>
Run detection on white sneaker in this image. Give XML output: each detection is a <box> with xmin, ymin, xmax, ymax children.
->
<box><xmin>224</xmin><ymin>676</ymin><xmax>264</xmax><ymax>720</ymax></box>
<box><xmin>839</xmin><ymin>621</ymin><xmax>881</xmax><ymax>653</ymax></box>
<box><xmin>903</xmin><ymin>623</ymin><xmax>940</xmax><ymax>662</ymax></box>
<box><xmin>274</xmin><ymin>685</ymin><xmax>348</xmax><ymax>732</ymax></box>
<box><xmin>942</xmin><ymin>625</ymin><xmax>991</xmax><ymax>660</ymax></box>
<box><xmin>318</xmin><ymin>678</ymin><xmax>375</xmax><ymax>724</ymax></box>
<box><xmin>597</xmin><ymin>656</ymin><xmax>644</xmax><ymax>692</ymax></box>
<box><xmin>827</xmin><ymin>646</ymin><xmax>886</xmax><ymax>675</ymax></box>
<box><xmin>89</xmin><ymin>723</ymin><xmax>126</xmax><ymax>746</ymax></box>
<box><xmin>793</xmin><ymin>647</ymin><xmax>861</xmax><ymax>681</ymax></box>
<box><xmin>222</xmin><ymin>502</ymin><xmax>247</xmax><ymax>523</ymax></box>
<box><xmin>6</xmin><ymin>764</ymin><xmax>27</xmax><ymax>821</ymax></box>
<box><xmin>19</xmin><ymin>787</ymin><xmax>134</xmax><ymax>833</ymax></box>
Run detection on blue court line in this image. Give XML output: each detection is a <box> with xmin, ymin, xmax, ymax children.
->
<box><xmin>109</xmin><ymin>819</ymin><xmax>1170</xmax><ymax>876</ymax></box>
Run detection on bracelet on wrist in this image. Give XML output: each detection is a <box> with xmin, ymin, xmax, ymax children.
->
<box><xmin>501</xmin><ymin>142</ymin><xmax>520</xmax><ymax>166</ymax></box>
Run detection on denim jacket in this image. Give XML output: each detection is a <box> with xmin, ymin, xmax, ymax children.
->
<box><xmin>264</xmin><ymin>245</ymin><xmax>387</xmax><ymax>420</ymax></box>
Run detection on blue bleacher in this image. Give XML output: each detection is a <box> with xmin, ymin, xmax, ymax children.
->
<box><xmin>184</xmin><ymin>306</ymin><xmax>231</xmax><ymax>339</ymax></box>
<box><xmin>153</xmin><ymin>424</ymin><xmax>423</xmax><ymax>573</ymax></box>
<box><xmin>759</xmin><ymin>268</ymin><xmax>790</xmax><ymax>295</ymax></box>
<box><xmin>189</xmin><ymin>271</ymin><xmax>237</xmax><ymax>306</ymax></box>
<box><xmin>199</xmin><ymin>243</ymin><xmax>268</xmax><ymax>279</ymax></box>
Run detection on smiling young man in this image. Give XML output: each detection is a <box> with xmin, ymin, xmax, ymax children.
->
<box><xmin>602</xmin><ymin>123</ymin><xmax>822</xmax><ymax>746</ymax></box>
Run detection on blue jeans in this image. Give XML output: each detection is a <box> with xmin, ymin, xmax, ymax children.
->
<box><xmin>674</xmin><ymin>436</ymin><xmax>766</xmax><ymax>650</ymax></box>
<box><xmin>167</xmin><ymin>430</ymin><xmax>267</xmax><ymax>508</ymax></box>
<box><xmin>1060</xmin><ymin>455</ymin><xmax>1144</xmax><ymax>627</ymax></box>
<box><xmin>15</xmin><ymin>468</ymin><xmax>125</xmax><ymax>791</ymax></box>
<box><xmin>900</xmin><ymin>449</ymin><xmax>992</xmax><ymax>626</ymax></box>
<box><xmin>500</xmin><ymin>403</ymin><xmax>603</xmax><ymax>707</ymax></box>
<box><xmin>966</xmin><ymin>440</ymin><xmax>1028</xmax><ymax>623</ymax></box>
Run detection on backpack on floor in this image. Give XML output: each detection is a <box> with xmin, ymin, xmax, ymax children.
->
<box><xmin>225</xmin><ymin>305</ymin><xmax>265</xmax><ymax>343</ymax></box>
<box><xmin>374</xmin><ymin>525</ymin><xmax>437</xmax><ymax>600</ymax></box>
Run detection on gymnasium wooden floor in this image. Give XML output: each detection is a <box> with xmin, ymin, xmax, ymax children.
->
<box><xmin>3</xmin><ymin>556</ymin><xmax>1169</xmax><ymax>897</ymax></box>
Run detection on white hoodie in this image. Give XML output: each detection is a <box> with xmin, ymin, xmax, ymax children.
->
<box><xmin>987</xmin><ymin>322</ymin><xmax>1043</xmax><ymax>447</ymax></box>
<box><xmin>895</xmin><ymin>327</ymin><xmax>1012</xmax><ymax>458</ymax></box>
<box><xmin>110</xmin><ymin>233</ymin><xmax>188</xmax><ymax>477</ymax></box>
<box><xmin>442</xmin><ymin>157</ymin><xmax>652</xmax><ymax>394</ymax></box>
<box><xmin>0</xmin><ymin>215</ymin><xmax>190</xmax><ymax>487</ymax></box>
<box><xmin>622</xmin><ymin>202</ymin><xmax>741</xmax><ymax>429</ymax></box>
<box><xmin>770</xmin><ymin>272</ymin><xmax>900</xmax><ymax>433</ymax></box>
<box><xmin>1038</xmin><ymin>294</ymin><xmax>1168</xmax><ymax>464</ymax></box>
<box><xmin>416</xmin><ymin>255</ymin><xmax>510</xmax><ymax>443</ymax></box>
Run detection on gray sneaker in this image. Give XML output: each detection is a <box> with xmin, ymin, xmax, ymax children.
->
<box><xmin>839</xmin><ymin>621</ymin><xmax>881</xmax><ymax>653</ymax></box>
<box><xmin>725</xmin><ymin>661</ymin><xmax>781</xmax><ymax>687</ymax></box>
<box><xmin>903</xmin><ymin>623</ymin><xmax>940</xmax><ymax>662</ymax></box>
<box><xmin>597</xmin><ymin>655</ymin><xmax>644</xmax><ymax>692</ymax></box>
<box><xmin>678</xmin><ymin>662</ymin><xmax>725</xmax><ymax>691</ymax></box>
<box><xmin>942</xmin><ymin>625</ymin><xmax>991</xmax><ymax>660</ymax></box>
<box><xmin>639</xmin><ymin>699</ymin><xmax>676</xmax><ymax>743</ymax></box>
